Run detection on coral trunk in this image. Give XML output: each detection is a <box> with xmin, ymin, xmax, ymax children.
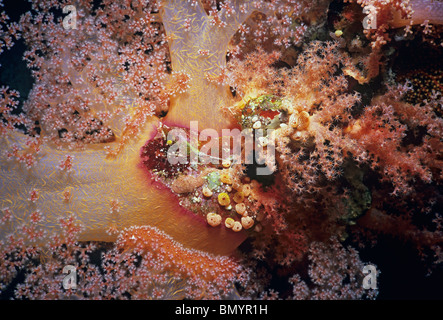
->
<box><xmin>0</xmin><ymin>119</ymin><xmax>246</xmax><ymax>255</ymax></box>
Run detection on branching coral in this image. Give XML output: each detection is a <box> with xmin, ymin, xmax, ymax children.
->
<box><xmin>288</xmin><ymin>238</ymin><xmax>378</xmax><ymax>300</ymax></box>
<box><xmin>224</xmin><ymin>38</ymin><xmax>441</xmax><ymax>279</ymax></box>
<box><xmin>345</xmin><ymin>85</ymin><xmax>442</xmax><ymax>195</ymax></box>
<box><xmin>228</xmin><ymin>41</ymin><xmax>442</xmax><ymax>196</ymax></box>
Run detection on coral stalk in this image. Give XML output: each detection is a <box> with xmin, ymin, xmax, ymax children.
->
<box><xmin>160</xmin><ymin>0</ymin><xmax>269</xmax><ymax>132</ymax></box>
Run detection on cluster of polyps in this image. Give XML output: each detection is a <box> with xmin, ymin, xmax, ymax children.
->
<box><xmin>165</xmin><ymin>121</ymin><xmax>276</xmax><ymax>176</ymax></box>
<box><xmin>158</xmin><ymin>93</ymin><xmax>314</xmax><ymax>233</ymax></box>
<box><xmin>139</xmin><ymin>121</ymin><xmax>268</xmax><ymax>234</ymax></box>
<box><xmin>204</xmin><ymin>172</ymin><xmax>260</xmax><ymax>232</ymax></box>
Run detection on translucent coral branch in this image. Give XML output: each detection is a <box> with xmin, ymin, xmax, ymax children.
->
<box><xmin>160</xmin><ymin>0</ymin><xmax>268</xmax><ymax>133</ymax></box>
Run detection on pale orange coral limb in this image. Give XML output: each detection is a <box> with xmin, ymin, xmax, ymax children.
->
<box><xmin>0</xmin><ymin>118</ymin><xmax>246</xmax><ymax>255</ymax></box>
<box><xmin>117</xmin><ymin>225</ymin><xmax>245</xmax><ymax>297</ymax></box>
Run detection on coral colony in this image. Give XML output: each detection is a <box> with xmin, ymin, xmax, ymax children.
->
<box><xmin>0</xmin><ymin>0</ymin><xmax>442</xmax><ymax>300</ymax></box>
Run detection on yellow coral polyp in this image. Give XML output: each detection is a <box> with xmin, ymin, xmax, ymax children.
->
<box><xmin>241</xmin><ymin>216</ymin><xmax>254</xmax><ymax>229</ymax></box>
<box><xmin>233</xmin><ymin>191</ymin><xmax>245</xmax><ymax>203</ymax></box>
<box><xmin>206</xmin><ymin>212</ymin><xmax>222</xmax><ymax>227</ymax></box>
<box><xmin>218</xmin><ymin>192</ymin><xmax>230</xmax><ymax>206</ymax></box>
<box><xmin>202</xmin><ymin>186</ymin><xmax>213</xmax><ymax>197</ymax></box>
<box><xmin>235</xmin><ymin>203</ymin><xmax>247</xmax><ymax>216</ymax></box>
<box><xmin>222</xmin><ymin>159</ymin><xmax>231</xmax><ymax>168</ymax></box>
<box><xmin>296</xmin><ymin>111</ymin><xmax>310</xmax><ymax>131</ymax></box>
<box><xmin>232</xmin><ymin>221</ymin><xmax>242</xmax><ymax>232</ymax></box>
<box><xmin>224</xmin><ymin>217</ymin><xmax>235</xmax><ymax>228</ymax></box>
<box><xmin>220</xmin><ymin>171</ymin><xmax>232</xmax><ymax>184</ymax></box>
<box><xmin>241</xmin><ymin>184</ymin><xmax>251</xmax><ymax>197</ymax></box>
